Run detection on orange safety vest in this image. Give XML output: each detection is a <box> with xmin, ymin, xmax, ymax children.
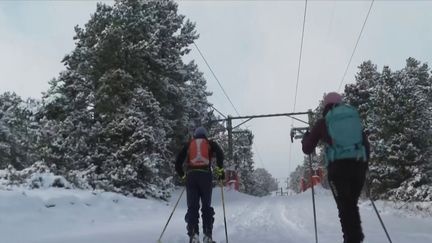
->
<box><xmin>188</xmin><ymin>138</ymin><xmax>210</xmax><ymax>168</ymax></box>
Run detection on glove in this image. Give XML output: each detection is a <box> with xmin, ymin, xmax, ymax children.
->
<box><xmin>301</xmin><ymin>130</ymin><xmax>310</xmax><ymax>144</ymax></box>
<box><xmin>215</xmin><ymin>167</ymin><xmax>225</xmax><ymax>181</ymax></box>
<box><xmin>179</xmin><ymin>174</ymin><xmax>186</xmax><ymax>183</ymax></box>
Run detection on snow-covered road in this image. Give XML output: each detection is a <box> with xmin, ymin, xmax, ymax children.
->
<box><xmin>0</xmin><ymin>187</ymin><xmax>431</xmax><ymax>243</ymax></box>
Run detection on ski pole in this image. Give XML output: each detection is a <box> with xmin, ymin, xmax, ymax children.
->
<box><xmin>157</xmin><ymin>187</ymin><xmax>186</xmax><ymax>243</ymax></box>
<box><xmin>308</xmin><ymin>154</ymin><xmax>319</xmax><ymax>243</ymax></box>
<box><xmin>370</xmin><ymin>199</ymin><xmax>393</xmax><ymax>243</ymax></box>
<box><xmin>220</xmin><ymin>181</ymin><xmax>229</xmax><ymax>243</ymax></box>
<box><xmin>365</xmin><ymin>173</ymin><xmax>393</xmax><ymax>243</ymax></box>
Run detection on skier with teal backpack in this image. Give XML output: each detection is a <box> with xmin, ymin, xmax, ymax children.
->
<box><xmin>302</xmin><ymin>92</ymin><xmax>370</xmax><ymax>243</ymax></box>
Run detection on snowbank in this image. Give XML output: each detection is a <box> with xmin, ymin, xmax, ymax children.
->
<box><xmin>0</xmin><ymin>185</ymin><xmax>431</xmax><ymax>243</ymax></box>
<box><xmin>0</xmin><ymin>162</ymin><xmax>72</xmax><ymax>190</ymax></box>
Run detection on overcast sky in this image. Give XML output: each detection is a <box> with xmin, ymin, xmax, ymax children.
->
<box><xmin>1</xmin><ymin>0</ymin><xmax>431</xmax><ymax>181</ymax></box>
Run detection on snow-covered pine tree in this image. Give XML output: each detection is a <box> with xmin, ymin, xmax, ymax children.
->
<box><xmin>0</xmin><ymin>92</ymin><xmax>41</xmax><ymax>170</ymax></box>
<box><xmin>212</xmin><ymin>127</ymin><xmax>257</xmax><ymax>195</ymax></box>
<box><xmin>344</xmin><ymin>58</ymin><xmax>432</xmax><ymax>201</ymax></box>
<box><xmin>85</xmin><ymin>88</ymin><xmax>173</xmax><ymax>198</ymax></box>
<box><xmin>371</xmin><ymin>58</ymin><xmax>432</xmax><ymax>201</ymax></box>
<box><xmin>344</xmin><ymin>60</ymin><xmax>380</xmax><ymax>128</ymax></box>
<box><xmin>40</xmin><ymin>0</ymin><xmax>212</xmax><ymax>199</ymax></box>
<box><xmin>234</xmin><ymin>130</ymin><xmax>256</xmax><ymax>194</ymax></box>
<box><xmin>252</xmin><ymin>168</ymin><xmax>278</xmax><ymax>197</ymax></box>
<box><xmin>179</xmin><ymin>61</ymin><xmax>214</xmax><ymax>143</ymax></box>
<box><xmin>289</xmin><ymin>164</ymin><xmax>305</xmax><ymax>193</ymax></box>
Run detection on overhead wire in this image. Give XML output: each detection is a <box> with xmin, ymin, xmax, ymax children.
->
<box><xmin>288</xmin><ymin>0</ymin><xmax>308</xmax><ymax>181</ymax></box>
<box><xmin>292</xmin><ymin>0</ymin><xmax>308</xmax><ymax>117</ymax></box>
<box><xmin>210</xmin><ymin>104</ymin><xmax>227</xmax><ymax>119</ymax></box>
<box><xmin>193</xmin><ymin>42</ymin><xmax>241</xmax><ymax>117</ymax></box>
<box><xmin>338</xmin><ymin>0</ymin><xmax>375</xmax><ymax>92</ymax></box>
<box><xmin>193</xmin><ymin>41</ymin><xmax>268</xmax><ymax>169</ymax></box>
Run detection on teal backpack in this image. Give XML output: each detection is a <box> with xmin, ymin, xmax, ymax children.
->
<box><xmin>324</xmin><ymin>104</ymin><xmax>367</xmax><ymax>166</ymax></box>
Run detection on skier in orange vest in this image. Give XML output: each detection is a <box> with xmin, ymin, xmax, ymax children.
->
<box><xmin>175</xmin><ymin>127</ymin><xmax>224</xmax><ymax>243</ymax></box>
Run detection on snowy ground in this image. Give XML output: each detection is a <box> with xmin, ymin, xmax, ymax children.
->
<box><xmin>0</xmin><ymin>186</ymin><xmax>431</xmax><ymax>243</ymax></box>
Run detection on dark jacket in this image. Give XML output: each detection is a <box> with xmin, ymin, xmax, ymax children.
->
<box><xmin>301</xmin><ymin>104</ymin><xmax>370</xmax><ymax>160</ymax></box>
<box><xmin>175</xmin><ymin>135</ymin><xmax>224</xmax><ymax>177</ymax></box>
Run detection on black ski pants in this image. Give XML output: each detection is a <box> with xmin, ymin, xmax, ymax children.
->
<box><xmin>185</xmin><ymin>170</ymin><xmax>215</xmax><ymax>237</ymax></box>
<box><xmin>328</xmin><ymin>159</ymin><xmax>367</xmax><ymax>243</ymax></box>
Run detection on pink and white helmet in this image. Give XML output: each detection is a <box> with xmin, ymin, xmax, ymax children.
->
<box><xmin>323</xmin><ymin>92</ymin><xmax>343</xmax><ymax>106</ymax></box>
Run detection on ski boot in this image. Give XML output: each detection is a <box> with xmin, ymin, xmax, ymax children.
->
<box><xmin>203</xmin><ymin>234</ymin><xmax>216</xmax><ymax>243</ymax></box>
<box><xmin>189</xmin><ymin>234</ymin><xmax>200</xmax><ymax>243</ymax></box>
